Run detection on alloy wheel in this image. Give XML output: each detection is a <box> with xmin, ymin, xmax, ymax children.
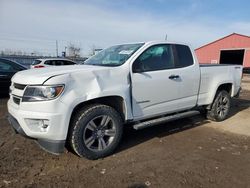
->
<box><xmin>83</xmin><ymin>115</ymin><xmax>116</xmax><ymax>151</ymax></box>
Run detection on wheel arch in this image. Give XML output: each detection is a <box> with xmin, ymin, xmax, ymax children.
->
<box><xmin>69</xmin><ymin>95</ymin><xmax>127</xmax><ymax>124</ymax></box>
<box><xmin>216</xmin><ymin>83</ymin><xmax>233</xmax><ymax>96</ymax></box>
<box><xmin>207</xmin><ymin>82</ymin><xmax>233</xmax><ymax>110</ymax></box>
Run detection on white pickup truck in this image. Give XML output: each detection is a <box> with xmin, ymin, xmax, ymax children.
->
<box><xmin>8</xmin><ymin>41</ymin><xmax>242</xmax><ymax>159</ymax></box>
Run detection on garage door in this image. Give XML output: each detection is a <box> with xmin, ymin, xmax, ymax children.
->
<box><xmin>219</xmin><ymin>49</ymin><xmax>244</xmax><ymax>65</ymax></box>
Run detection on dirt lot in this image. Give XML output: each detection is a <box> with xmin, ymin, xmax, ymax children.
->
<box><xmin>0</xmin><ymin>76</ymin><xmax>250</xmax><ymax>188</ymax></box>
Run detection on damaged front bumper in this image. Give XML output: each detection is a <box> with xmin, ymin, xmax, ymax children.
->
<box><xmin>8</xmin><ymin>114</ymin><xmax>65</xmax><ymax>155</ymax></box>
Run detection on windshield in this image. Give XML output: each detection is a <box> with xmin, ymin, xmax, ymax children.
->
<box><xmin>84</xmin><ymin>43</ymin><xmax>144</xmax><ymax>66</ymax></box>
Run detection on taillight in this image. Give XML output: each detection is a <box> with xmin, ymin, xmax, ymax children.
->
<box><xmin>34</xmin><ymin>65</ymin><xmax>45</xmax><ymax>68</ymax></box>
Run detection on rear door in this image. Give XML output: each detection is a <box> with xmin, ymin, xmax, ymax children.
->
<box><xmin>131</xmin><ymin>44</ymin><xmax>181</xmax><ymax>119</ymax></box>
<box><xmin>172</xmin><ymin>44</ymin><xmax>200</xmax><ymax>111</ymax></box>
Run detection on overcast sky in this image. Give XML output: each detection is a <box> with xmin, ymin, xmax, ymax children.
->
<box><xmin>1</xmin><ymin>0</ymin><xmax>250</xmax><ymax>56</ymax></box>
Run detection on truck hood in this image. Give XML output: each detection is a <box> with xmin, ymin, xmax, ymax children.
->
<box><xmin>12</xmin><ymin>65</ymin><xmax>110</xmax><ymax>85</ymax></box>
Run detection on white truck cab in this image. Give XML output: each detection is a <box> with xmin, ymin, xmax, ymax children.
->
<box><xmin>8</xmin><ymin>41</ymin><xmax>243</xmax><ymax>159</ymax></box>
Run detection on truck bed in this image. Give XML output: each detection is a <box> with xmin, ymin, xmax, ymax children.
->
<box><xmin>197</xmin><ymin>64</ymin><xmax>243</xmax><ymax>106</ymax></box>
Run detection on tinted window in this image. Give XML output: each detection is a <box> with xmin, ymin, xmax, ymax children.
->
<box><xmin>133</xmin><ymin>44</ymin><xmax>175</xmax><ymax>72</ymax></box>
<box><xmin>44</xmin><ymin>60</ymin><xmax>53</xmax><ymax>65</ymax></box>
<box><xmin>62</xmin><ymin>60</ymin><xmax>76</xmax><ymax>65</ymax></box>
<box><xmin>174</xmin><ymin>44</ymin><xmax>193</xmax><ymax>68</ymax></box>
<box><xmin>44</xmin><ymin>60</ymin><xmax>63</xmax><ymax>66</ymax></box>
<box><xmin>0</xmin><ymin>60</ymin><xmax>15</xmax><ymax>72</ymax></box>
<box><xmin>55</xmin><ymin>61</ymin><xmax>63</xmax><ymax>66</ymax></box>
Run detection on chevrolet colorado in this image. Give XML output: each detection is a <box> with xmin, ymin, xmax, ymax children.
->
<box><xmin>8</xmin><ymin>41</ymin><xmax>243</xmax><ymax>159</ymax></box>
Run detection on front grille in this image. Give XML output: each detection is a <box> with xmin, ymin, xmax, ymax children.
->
<box><xmin>13</xmin><ymin>96</ymin><xmax>21</xmax><ymax>105</ymax></box>
<box><xmin>14</xmin><ymin>83</ymin><xmax>27</xmax><ymax>90</ymax></box>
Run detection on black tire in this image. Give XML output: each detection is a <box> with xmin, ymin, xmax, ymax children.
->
<box><xmin>206</xmin><ymin>90</ymin><xmax>231</xmax><ymax>122</ymax></box>
<box><xmin>68</xmin><ymin>104</ymin><xmax>123</xmax><ymax>160</ymax></box>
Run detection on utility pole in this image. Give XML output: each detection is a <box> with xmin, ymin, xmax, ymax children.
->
<box><xmin>56</xmin><ymin>40</ymin><xmax>58</xmax><ymax>57</ymax></box>
<box><xmin>165</xmin><ymin>34</ymin><xmax>168</xmax><ymax>41</ymax></box>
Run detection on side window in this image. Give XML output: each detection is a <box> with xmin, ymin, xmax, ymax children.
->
<box><xmin>55</xmin><ymin>60</ymin><xmax>63</xmax><ymax>66</ymax></box>
<box><xmin>0</xmin><ymin>61</ymin><xmax>14</xmax><ymax>72</ymax></box>
<box><xmin>0</xmin><ymin>60</ymin><xmax>16</xmax><ymax>72</ymax></box>
<box><xmin>133</xmin><ymin>44</ymin><xmax>175</xmax><ymax>72</ymax></box>
<box><xmin>63</xmin><ymin>60</ymin><xmax>75</xmax><ymax>65</ymax></box>
<box><xmin>44</xmin><ymin>60</ymin><xmax>53</xmax><ymax>65</ymax></box>
<box><xmin>174</xmin><ymin>44</ymin><xmax>194</xmax><ymax>68</ymax></box>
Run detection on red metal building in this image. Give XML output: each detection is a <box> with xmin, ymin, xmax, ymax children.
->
<box><xmin>195</xmin><ymin>33</ymin><xmax>250</xmax><ymax>69</ymax></box>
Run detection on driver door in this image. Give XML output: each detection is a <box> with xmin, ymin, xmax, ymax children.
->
<box><xmin>131</xmin><ymin>44</ymin><xmax>181</xmax><ymax>119</ymax></box>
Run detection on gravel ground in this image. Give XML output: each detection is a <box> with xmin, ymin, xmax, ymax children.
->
<box><xmin>0</xmin><ymin>75</ymin><xmax>250</xmax><ymax>188</ymax></box>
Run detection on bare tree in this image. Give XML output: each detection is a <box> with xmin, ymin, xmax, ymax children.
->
<box><xmin>88</xmin><ymin>44</ymin><xmax>102</xmax><ymax>56</ymax></box>
<box><xmin>67</xmin><ymin>43</ymin><xmax>81</xmax><ymax>58</ymax></box>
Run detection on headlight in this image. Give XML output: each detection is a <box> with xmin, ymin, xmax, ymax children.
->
<box><xmin>22</xmin><ymin>85</ymin><xmax>64</xmax><ymax>102</ymax></box>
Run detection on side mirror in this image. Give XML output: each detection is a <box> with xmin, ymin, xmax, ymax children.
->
<box><xmin>132</xmin><ymin>60</ymin><xmax>143</xmax><ymax>73</ymax></box>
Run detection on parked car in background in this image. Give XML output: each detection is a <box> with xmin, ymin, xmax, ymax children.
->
<box><xmin>30</xmin><ymin>58</ymin><xmax>77</xmax><ymax>68</ymax></box>
<box><xmin>0</xmin><ymin>58</ymin><xmax>26</xmax><ymax>96</ymax></box>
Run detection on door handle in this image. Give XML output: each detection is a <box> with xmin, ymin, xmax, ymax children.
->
<box><xmin>0</xmin><ymin>75</ymin><xmax>8</xmax><ymax>77</ymax></box>
<box><xmin>169</xmin><ymin>75</ymin><xmax>180</xmax><ymax>80</ymax></box>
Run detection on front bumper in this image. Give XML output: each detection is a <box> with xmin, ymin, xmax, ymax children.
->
<box><xmin>8</xmin><ymin>113</ymin><xmax>65</xmax><ymax>154</ymax></box>
<box><xmin>7</xmin><ymin>95</ymin><xmax>70</xmax><ymax>155</ymax></box>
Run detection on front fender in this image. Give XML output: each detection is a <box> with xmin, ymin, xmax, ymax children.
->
<box><xmin>44</xmin><ymin>69</ymin><xmax>133</xmax><ymax>140</ymax></box>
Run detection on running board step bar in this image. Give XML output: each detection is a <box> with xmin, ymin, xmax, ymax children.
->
<box><xmin>133</xmin><ymin>110</ymin><xmax>200</xmax><ymax>130</ymax></box>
